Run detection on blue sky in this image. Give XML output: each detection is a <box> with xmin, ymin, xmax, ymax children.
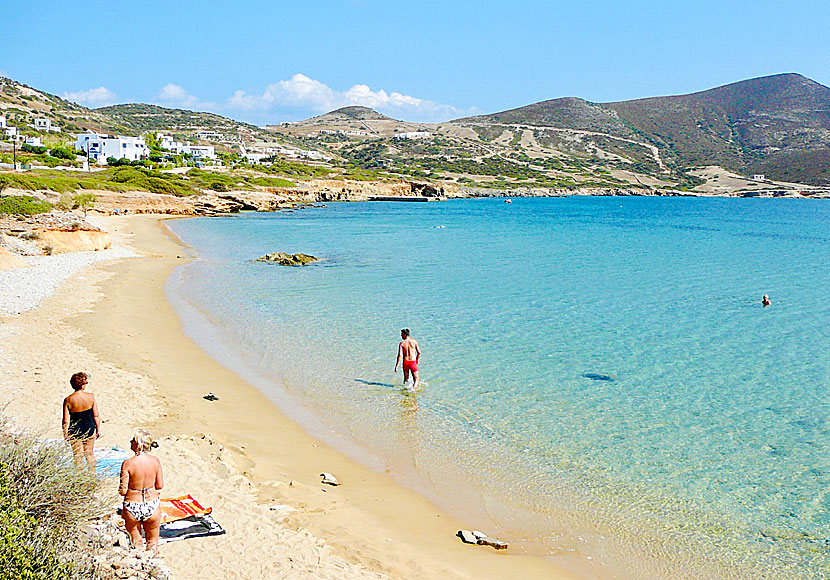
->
<box><xmin>2</xmin><ymin>1</ymin><xmax>828</xmax><ymax>125</ymax></box>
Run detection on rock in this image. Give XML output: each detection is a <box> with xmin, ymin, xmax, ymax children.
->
<box><xmin>255</xmin><ymin>252</ymin><xmax>319</xmax><ymax>266</ymax></box>
<box><xmin>320</xmin><ymin>472</ymin><xmax>339</xmax><ymax>486</ymax></box>
<box><xmin>457</xmin><ymin>529</ymin><xmax>478</xmax><ymax>544</ymax></box>
<box><xmin>203</xmin><ymin>392</ymin><xmax>219</xmax><ymax>401</ymax></box>
<box><xmin>472</xmin><ymin>530</ymin><xmax>509</xmax><ymax>550</ymax></box>
<box><xmin>35</xmin><ymin>229</ymin><xmax>112</xmax><ymax>253</ymax></box>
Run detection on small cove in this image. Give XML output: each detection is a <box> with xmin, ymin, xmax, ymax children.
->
<box><xmin>167</xmin><ymin>197</ymin><xmax>830</xmax><ymax>579</ymax></box>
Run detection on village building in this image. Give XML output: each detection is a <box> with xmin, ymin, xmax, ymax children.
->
<box><xmin>74</xmin><ymin>133</ymin><xmax>149</xmax><ymax>163</ymax></box>
<box><xmin>196</xmin><ymin>130</ymin><xmax>222</xmax><ymax>141</ymax></box>
<box><xmin>393</xmin><ymin>131</ymin><xmax>430</xmax><ymax>140</ymax></box>
<box><xmin>34</xmin><ymin>117</ymin><xmax>61</xmax><ymax>133</ymax></box>
<box><xmin>153</xmin><ymin>134</ymin><xmax>217</xmax><ymax>159</ymax></box>
<box><xmin>0</xmin><ymin>116</ymin><xmax>6</xmax><ymax>129</ymax></box>
<box><xmin>23</xmin><ymin>136</ymin><xmax>42</xmax><ymax>147</ymax></box>
<box><xmin>752</xmin><ymin>174</ymin><xmax>766</xmax><ymax>181</ymax></box>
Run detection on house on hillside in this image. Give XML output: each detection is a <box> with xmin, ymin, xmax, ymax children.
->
<box><xmin>5</xmin><ymin>126</ymin><xmax>19</xmax><ymax>139</ymax></box>
<box><xmin>34</xmin><ymin>117</ymin><xmax>60</xmax><ymax>133</ymax></box>
<box><xmin>157</xmin><ymin>134</ymin><xmax>183</xmax><ymax>151</ymax></box>
<box><xmin>752</xmin><ymin>174</ymin><xmax>766</xmax><ymax>181</ymax></box>
<box><xmin>0</xmin><ymin>116</ymin><xmax>6</xmax><ymax>129</ymax></box>
<box><xmin>393</xmin><ymin>131</ymin><xmax>430</xmax><ymax>140</ymax></box>
<box><xmin>153</xmin><ymin>134</ymin><xmax>217</xmax><ymax>160</ymax></box>
<box><xmin>179</xmin><ymin>144</ymin><xmax>216</xmax><ymax>160</ymax></box>
<box><xmin>196</xmin><ymin>130</ymin><xmax>222</xmax><ymax>141</ymax></box>
<box><xmin>24</xmin><ymin>136</ymin><xmax>42</xmax><ymax>147</ymax></box>
<box><xmin>74</xmin><ymin>133</ymin><xmax>149</xmax><ymax>163</ymax></box>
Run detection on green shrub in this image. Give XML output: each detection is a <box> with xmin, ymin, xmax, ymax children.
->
<box><xmin>21</xmin><ymin>144</ymin><xmax>47</xmax><ymax>155</ymax></box>
<box><xmin>49</xmin><ymin>147</ymin><xmax>75</xmax><ymax>160</ymax></box>
<box><xmin>0</xmin><ymin>416</ymin><xmax>105</xmax><ymax>579</ymax></box>
<box><xmin>0</xmin><ymin>195</ymin><xmax>53</xmax><ymax>215</ymax></box>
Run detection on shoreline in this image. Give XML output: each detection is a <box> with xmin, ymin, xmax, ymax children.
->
<box><xmin>0</xmin><ymin>214</ymin><xmax>583</xmax><ymax>579</ymax></box>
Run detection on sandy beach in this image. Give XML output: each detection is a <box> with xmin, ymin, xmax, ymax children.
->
<box><xmin>0</xmin><ymin>214</ymin><xmax>581</xmax><ymax>580</ymax></box>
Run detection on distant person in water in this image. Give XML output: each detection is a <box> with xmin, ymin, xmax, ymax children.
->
<box><xmin>62</xmin><ymin>372</ymin><xmax>101</xmax><ymax>472</ymax></box>
<box><xmin>762</xmin><ymin>294</ymin><xmax>771</xmax><ymax>307</ymax></box>
<box><xmin>395</xmin><ymin>328</ymin><xmax>421</xmax><ymax>390</ymax></box>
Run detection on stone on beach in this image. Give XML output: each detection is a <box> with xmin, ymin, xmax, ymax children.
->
<box><xmin>320</xmin><ymin>472</ymin><xmax>340</xmax><ymax>486</ymax></box>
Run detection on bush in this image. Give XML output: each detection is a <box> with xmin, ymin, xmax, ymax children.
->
<box><xmin>0</xmin><ymin>195</ymin><xmax>53</xmax><ymax>215</ymax></box>
<box><xmin>21</xmin><ymin>144</ymin><xmax>47</xmax><ymax>155</ymax></box>
<box><xmin>0</xmin><ymin>416</ymin><xmax>106</xmax><ymax>579</ymax></box>
<box><xmin>49</xmin><ymin>147</ymin><xmax>75</xmax><ymax>160</ymax></box>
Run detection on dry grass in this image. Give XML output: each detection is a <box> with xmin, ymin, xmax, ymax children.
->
<box><xmin>0</xmin><ymin>413</ymin><xmax>109</xmax><ymax>579</ymax></box>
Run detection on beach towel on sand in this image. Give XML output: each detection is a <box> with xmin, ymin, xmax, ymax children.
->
<box><xmin>94</xmin><ymin>447</ymin><xmax>132</xmax><ymax>477</ymax></box>
<box><xmin>160</xmin><ymin>495</ymin><xmax>213</xmax><ymax>524</ymax></box>
<box><xmin>159</xmin><ymin>514</ymin><xmax>226</xmax><ymax>544</ymax></box>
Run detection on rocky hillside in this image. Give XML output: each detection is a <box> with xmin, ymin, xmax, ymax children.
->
<box><xmin>465</xmin><ymin>74</ymin><xmax>830</xmax><ymax>185</ymax></box>
<box><xmin>3</xmin><ymin>73</ymin><xmax>829</xmax><ymax>192</ymax></box>
<box><xmin>0</xmin><ymin>77</ymin><xmax>294</xmax><ymax>151</ymax></box>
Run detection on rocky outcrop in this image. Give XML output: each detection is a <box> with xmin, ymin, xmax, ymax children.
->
<box><xmin>255</xmin><ymin>252</ymin><xmax>319</xmax><ymax>266</ymax></box>
<box><xmin>84</xmin><ymin>514</ymin><xmax>173</xmax><ymax>579</ymax></box>
<box><xmin>0</xmin><ymin>246</ymin><xmax>29</xmax><ymax>270</ymax></box>
<box><xmin>36</xmin><ymin>229</ymin><xmax>112</xmax><ymax>253</ymax></box>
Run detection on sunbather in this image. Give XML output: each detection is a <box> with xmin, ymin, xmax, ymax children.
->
<box><xmin>119</xmin><ymin>429</ymin><xmax>164</xmax><ymax>554</ymax></box>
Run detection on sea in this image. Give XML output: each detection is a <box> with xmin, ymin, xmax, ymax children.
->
<box><xmin>167</xmin><ymin>196</ymin><xmax>830</xmax><ymax>579</ymax></box>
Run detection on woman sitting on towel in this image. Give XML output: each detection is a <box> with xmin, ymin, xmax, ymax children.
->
<box><xmin>119</xmin><ymin>429</ymin><xmax>164</xmax><ymax>554</ymax></box>
<box><xmin>62</xmin><ymin>371</ymin><xmax>101</xmax><ymax>472</ymax></box>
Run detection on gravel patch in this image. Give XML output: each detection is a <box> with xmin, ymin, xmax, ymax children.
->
<box><xmin>0</xmin><ymin>248</ymin><xmax>135</xmax><ymax>316</ymax></box>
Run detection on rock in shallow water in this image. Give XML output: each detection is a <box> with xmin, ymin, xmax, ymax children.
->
<box><xmin>255</xmin><ymin>252</ymin><xmax>318</xmax><ymax>266</ymax></box>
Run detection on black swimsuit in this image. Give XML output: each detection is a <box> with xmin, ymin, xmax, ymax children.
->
<box><xmin>68</xmin><ymin>408</ymin><xmax>96</xmax><ymax>440</ymax></box>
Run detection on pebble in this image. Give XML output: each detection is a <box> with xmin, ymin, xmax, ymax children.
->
<box><xmin>0</xmin><ymin>247</ymin><xmax>135</xmax><ymax>315</ymax></box>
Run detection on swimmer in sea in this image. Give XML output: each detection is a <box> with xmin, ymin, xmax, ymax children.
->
<box><xmin>395</xmin><ymin>328</ymin><xmax>421</xmax><ymax>390</ymax></box>
<box><xmin>762</xmin><ymin>294</ymin><xmax>770</xmax><ymax>307</ymax></box>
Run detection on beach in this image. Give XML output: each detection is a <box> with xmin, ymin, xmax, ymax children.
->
<box><xmin>0</xmin><ymin>214</ymin><xmax>580</xmax><ymax>580</ymax></box>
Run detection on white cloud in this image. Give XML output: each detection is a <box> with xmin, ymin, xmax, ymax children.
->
<box><xmin>63</xmin><ymin>86</ymin><xmax>117</xmax><ymax>107</ymax></box>
<box><xmin>226</xmin><ymin>74</ymin><xmax>470</xmax><ymax>122</ymax></box>
<box><xmin>155</xmin><ymin>84</ymin><xmax>217</xmax><ymax>111</ymax></box>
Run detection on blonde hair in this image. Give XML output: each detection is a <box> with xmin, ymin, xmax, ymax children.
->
<box><xmin>131</xmin><ymin>429</ymin><xmax>154</xmax><ymax>452</ymax></box>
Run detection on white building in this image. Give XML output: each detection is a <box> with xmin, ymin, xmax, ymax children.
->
<box><xmin>5</xmin><ymin>126</ymin><xmax>19</xmax><ymax>139</ymax></box>
<box><xmin>157</xmin><ymin>134</ymin><xmax>183</xmax><ymax>151</ymax></box>
<box><xmin>196</xmin><ymin>130</ymin><xmax>222</xmax><ymax>141</ymax></box>
<box><xmin>34</xmin><ymin>117</ymin><xmax>60</xmax><ymax>133</ymax></box>
<box><xmin>74</xmin><ymin>133</ymin><xmax>149</xmax><ymax>163</ymax></box>
<box><xmin>393</xmin><ymin>131</ymin><xmax>430</xmax><ymax>140</ymax></box>
<box><xmin>752</xmin><ymin>174</ymin><xmax>766</xmax><ymax>181</ymax></box>
<box><xmin>23</xmin><ymin>136</ymin><xmax>42</xmax><ymax>147</ymax></box>
<box><xmin>179</xmin><ymin>144</ymin><xmax>216</xmax><ymax>159</ymax></box>
<box><xmin>0</xmin><ymin>116</ymin><xmax>6</xmax><ymax>129</ymax></box>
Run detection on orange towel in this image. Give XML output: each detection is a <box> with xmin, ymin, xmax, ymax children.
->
<box><xmin>159</xmin><ymin>495</ymin><xmax>212</xmax><ymax>524</ymax></box>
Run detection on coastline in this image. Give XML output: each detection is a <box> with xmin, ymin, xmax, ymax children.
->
<box><xmin>0</xmin><ymin>214</ymin><xmax>583</xmax><ymax>579</ymax></box>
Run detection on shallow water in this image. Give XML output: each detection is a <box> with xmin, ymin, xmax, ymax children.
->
<box><xmin>168</xmin><ymin>197</ymin><xmax>830</xmax><ymax>579</ymax></box>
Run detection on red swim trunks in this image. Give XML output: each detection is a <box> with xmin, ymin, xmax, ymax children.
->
<box><xmin>403</xmin><ymin>359</ymin><xmax>418</xmax><ymax>372</ymax></box>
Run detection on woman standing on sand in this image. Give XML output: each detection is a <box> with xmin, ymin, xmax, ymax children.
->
<box><xmin>62</xmin><ymin>371</ymin><xmax>101</xmax><ymax>471</ymax></box>
<box><xmin>119</xmin><ymin>429</ymin><xmax>164</xmax><ymax>554</ymax></box>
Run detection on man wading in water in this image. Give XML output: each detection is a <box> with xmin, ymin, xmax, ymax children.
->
<box><xmin>395</xmin><ymin>328</ymin><xmax>421</xmax><ymax>390</ymax></box>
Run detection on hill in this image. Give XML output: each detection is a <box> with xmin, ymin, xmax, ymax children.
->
<box><xmin>464</xmin><ymin>73</ymin><xmax>830</xmax><ymax>184</ymax></box>
<box><xmin>0</xmin><ymin>77</ymin><xmax>292</xmax><ymax>151</ymax></box>
<box><xmin>308</xmin><ymin>106</ymin><xmax>395</xmax><ymax>122</ymax></box>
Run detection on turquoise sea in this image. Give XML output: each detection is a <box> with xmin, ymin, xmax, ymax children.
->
<box><xmin>167</xmin><ymin>197</ymin><xmax>830</xmax><ymax>579</ymax></box>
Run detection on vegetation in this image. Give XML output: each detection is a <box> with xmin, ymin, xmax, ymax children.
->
<box><xmin>0</xmin><ymin>195</ymin><xmax>53</xmax><ymax>215</ymax></box>
<box><xmin>256</xmin><ymin>157</ymin><xmax>332</xmax><ymax>178</ymax></box>
<box><xmin>0</xmin><ymin>416</ymin><xmax>106</xmax><ymax>579</ymax></box>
